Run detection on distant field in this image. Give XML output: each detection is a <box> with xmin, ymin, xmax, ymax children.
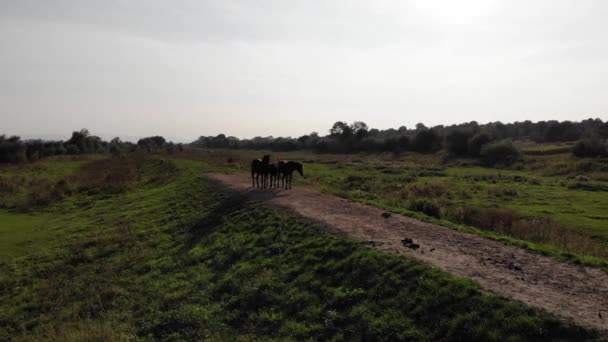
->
<box><xmin>189</xmin><ymin>148</ymin><xmax>608</xmax><ymax>266</ymax></box>
<box><xmin>0</xmin><ymin>155</ymin><xmax>595</xmax><ymax>340</ymax></box>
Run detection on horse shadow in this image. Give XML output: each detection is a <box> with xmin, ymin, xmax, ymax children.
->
<box><xmin>182</xmin><ymin>180</ymin><xmax>290</xmax><ymax>252</ymax></box>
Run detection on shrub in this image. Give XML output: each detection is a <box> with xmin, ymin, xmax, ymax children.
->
<box><xmin>407</xmin><ymin>198</ymin><xmax>441</xmax><ymax>218</ymax></box>
<box><xmin>572</xmin><ymin>138</ymin><xmax>608</xmax><ymax>157</ymax></box>
<box><xmin>0</xmin><ymin>176</ymin><xmax>16</xmax><ymax>194</ymax></box>
<box><xmin>73</xmin><ymin>158</ymin><xmax>138</xmax><ymax>194</ymax></box>
<box><xmin>453</xmin><ymin>206</ymin><xmax>517</xmax><ymax>232</ymax></box>
<box><xmin>480</xmin><ymin>140</ymin><xmax>521</xmax><ymax>166</ymax></box>
<box><xmin>65</xmin><ymin>144</ymin><xmax>80</xmax><ymax>155</ymax></box>
<box><xmin>407</xmin><ymin>183</ymin><xmax>447</xmax><ymax>198</ymax></box>
<box><xmin>26</xmin><ymin>179</ymin><xmax>64</xmax><ymax>207</ymax></box>
<box><xmin>565</xmin><ymin>181</ymin><xmax>608</xmax><ymax>192</ymax></box>
<box><xmin>467</xmin><ymin>132</ymin><xmax>493</xmax><ymax>157</ymax></box>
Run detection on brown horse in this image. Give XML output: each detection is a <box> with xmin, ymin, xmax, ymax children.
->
<box><xmin>278</xmin><ymin>161</ymin><xmax>304</xmax><ymax>189</ymax></box>
<box><xmin>265</xmin><ymin>163</ymin><xmax>279</xmax><ymax>189</ymax></box>
<box><xmin>251</xmin><ymin>155</ymin><xmax>270</xmax><ymax>188</ymax></box>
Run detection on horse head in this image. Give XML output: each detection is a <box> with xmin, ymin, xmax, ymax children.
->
<box><xmin>262</xmin><ymin>155</ymin><xmax>271</xmax><ymax>164</ymax></box>
<box><xmin>296</xmin><ymin>162</ymin><xmax>304</xmax><ymax>177</ymax></box>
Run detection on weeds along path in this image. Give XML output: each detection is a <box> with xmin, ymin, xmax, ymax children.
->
<box><xmin>208</xmin><ymin>172</ymin><xmax>608</xmax><ymax>332</ymax></box>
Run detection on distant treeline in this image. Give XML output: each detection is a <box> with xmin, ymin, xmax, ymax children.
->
<box><xmin>0</xmin><ymin>129</ymin><xmax>182</xmax><ymax>164</ymax></box>
<box><xmin>3</xmin><ymin>119</ymin><xmax>608</xmax><ymax>165</ymax></box>
<box><xmin>191</xmin><ymin>119</ymin><xmax>608</xmax><ymax>162</ymax></box>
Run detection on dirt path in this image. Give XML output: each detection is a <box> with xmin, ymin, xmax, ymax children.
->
<box><xmin>208</xmin><ymin>173</ymin><xmax>608</xmax><ymax>332</ymax></box>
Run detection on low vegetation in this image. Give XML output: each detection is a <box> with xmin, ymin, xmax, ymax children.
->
<box><xmin>0</xmin><ymin>156</ymin><xmax>595</xmax><ymax>340</ymax></box>
<box><xmin>194</xmin><ymin>149</ymin><xmax>608</xmax><ymax>267</ymax></box>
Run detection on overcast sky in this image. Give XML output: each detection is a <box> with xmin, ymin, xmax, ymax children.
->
<box><xmin>1</xmin><ymin>0</ymin><xmax>607</xmax><ymax>141</ymax></box>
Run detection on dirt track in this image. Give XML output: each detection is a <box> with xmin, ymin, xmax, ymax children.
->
<box><xmin>208</xmin><ymin>173</ymin><xmax>608</xmax><ymax>332</ymax></box>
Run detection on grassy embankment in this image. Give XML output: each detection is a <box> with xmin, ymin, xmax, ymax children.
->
<box><xmin>0</xmin><ymin>155</ymin><xmax>595</xmax><ymax>340</ymax></box>
<box><xmin>189</xmin><ymin>148</ymin><xmax>608</xmax><ymax>267</ymax></box>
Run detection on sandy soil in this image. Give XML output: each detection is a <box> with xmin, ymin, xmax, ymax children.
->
<box><xmin>208</xmin><ymin>173</ymin><xmax>608</xmax><ymax>332</ymax></box>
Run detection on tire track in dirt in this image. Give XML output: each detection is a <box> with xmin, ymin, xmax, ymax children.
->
<box><xmin>208</xmin><ymin>173</ymin><xmax>608</xmax><ymax>333</ymax></box>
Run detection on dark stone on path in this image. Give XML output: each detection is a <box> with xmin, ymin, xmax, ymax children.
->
<box><xmin>401</xmin><ymin>238</ymin><xmax>420</xmax><ymax>250</ymax></box>
<box><xmin>508</xmin><ymin>262</ymin><xmax>523</xmax><ymax>271</ymax></box>
<box><xmin>402</xmin><ymin>238</ymin><xmax>413</xmax><ymax>245</ymax></box>
<box><xmin>381</xmin><ymin>212</ymin><xmax>391</xmax><ymax>218</ymax></box>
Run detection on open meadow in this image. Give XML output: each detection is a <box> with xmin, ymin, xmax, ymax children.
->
<box><xmin>4</xmin><ymin>1</ymin><xmax>608</xmax><ymax>339</ymax></box>
<box><xmin>189</xmin><ymin>147</ymin><xmax>608</xmax><ymax>267</ymax></box>
<box><xmin>0</xmin><ymin>154</ymin><xmax>599</xmax><ymax>340</ymax></box>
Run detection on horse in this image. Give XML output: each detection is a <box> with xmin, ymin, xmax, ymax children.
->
<box><xmin>262</xmin><ymin>164</ymin><xmax>278</xmax><ymax>189</ymax></box>
<box><xmin>251</xmin><ymin>155</ymin><xmax>270</xmax><ymax>188</ymax></box>
<box><xmin>277</xmin><ymin>161</ymin><xmax>304</xmax><ymax>189</ymax></box>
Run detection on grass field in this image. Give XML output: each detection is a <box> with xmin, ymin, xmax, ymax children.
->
<box><xmin>0</xmin><ymin>155</ymin><xmax>596</xmax><ymax>340</ymax></box>
<box><xmin>0</xmin><ymin>210</ymin><xmax>51</xmax><ymax>257</ymax></box>
<box><xmin>187</xmin><ymin>149</ymin><xmax>608</xmax><ymax>266</ymax></box>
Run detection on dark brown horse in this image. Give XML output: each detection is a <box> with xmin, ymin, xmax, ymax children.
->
<box><xmin>251</xmin><ymin>155</ymin><xmax>270</xmax><ymax>188</ymax></box>
<box><xmin>265</xmin><ymin>163</ymin><xmax>279</xmax><ymax>189</ymax></box>
<box><xmin>278</xmin><ymin>161</ymin><xmax>304</xmax><ymax>189</ymax></box>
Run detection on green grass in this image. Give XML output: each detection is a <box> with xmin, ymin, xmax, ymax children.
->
<box><xmin>0</xmin><ymin>155</ymin><xmax>596</xmax><ymax>340</ymax></box>
<box><xmin>0</xmin><ymin>157</ymin><xmax>88</xmax><ymax>209</ymax></box>
<box><xmin>185</xmin><ymin>149</ymin><xmax>608</xmax><ymax>267</ymax></box>
<box><xmin>0</xmin><ymin>210</ymin><xmax>52</xmax><ymax>258</ymax></box>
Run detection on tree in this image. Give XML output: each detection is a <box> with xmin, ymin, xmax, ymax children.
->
<box><xmin>329</xmin><ymin>121</ymin><xmax>352</xmax><ymax>140</ymax></box>
<box><xmin>480</xmin><ymin>140</ymin><xmax>521</xmax><ymax>166</ymax></box>
<box><xmin>137</xmin><ymin>136</ymin><xmax>167</xmax><ymax>151</ymax></box>
<box><xmin>351</xmin><ymin>121</ymin><xmax>369</xmax><ymax>140</ymax></box>
<box><xmin>412</xmin><ymin>129</ymin><xmax>441</xmax><ymax>153</ymax></box>
<box><xmin>66</xmin><ymin>129</ymin><xmax>90</xmax><ymax>152</ymax></box>
<box><xmin>445</xmin><ymin>130</ymin><xmax>473</xmax><ymax>156</ymax></box>
<box><xmin>110</xmin><ymin>137</ymin><xmax>123</xmax><ymax>157</ymax></box>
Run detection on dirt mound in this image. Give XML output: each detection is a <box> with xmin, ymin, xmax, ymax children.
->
<box><xmin>208</xmin><ymin>172</ymin><xmax>608</xmax><ymax>332</ymax></box>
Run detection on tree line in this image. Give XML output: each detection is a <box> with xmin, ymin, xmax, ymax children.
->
<box><xmin>0</xmin><ymin>129</ymin><xmax>182</xmax><ymax>164</ymax></box>
<box><xmin>191</xmin><ymin>118</ymin><xmax>608</xmax><ymax>163</ymax></box>
<box><xmin>3</xmin><ymin>118</ymin><xmax>607</xmax><ymax>165</ymax></box>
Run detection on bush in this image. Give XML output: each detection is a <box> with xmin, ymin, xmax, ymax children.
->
<box><xmin>480</xmin><ymin>140</ymin><xmax>521</xmax><ymax>166</ymax></box>
<box><xmin>454</xmin><ymin>206</ymin><xmax>517</xmax><ymax>231</ymax></box>
<box><xmin>65</xmin><ymin>144</ymin><xmax>80</xmax><ymax>155</ymax></box>
<box><xmin>467</xmin><ymin>132</ymin><xmax>493</xmax><ymax>157</ymax></box>
<box><xmin>407</xmin><ymin>198</ymin><xmax>441</xmax><ymax>218</ymax></box>
<box><xmin>407</xmin><ymin>183</ymin><xmax>448</xmax><ymax>198</ymax></box>
<box><xmin>572</xmin><ymin>138</ymin><xmax>608</xmax><ymax>157</ymax></box>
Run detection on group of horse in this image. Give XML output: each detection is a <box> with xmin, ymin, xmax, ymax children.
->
<box><xmin>251</xmin><ymin>155</ymin><xmax>304</xmax><ymax>190</ymax></box>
